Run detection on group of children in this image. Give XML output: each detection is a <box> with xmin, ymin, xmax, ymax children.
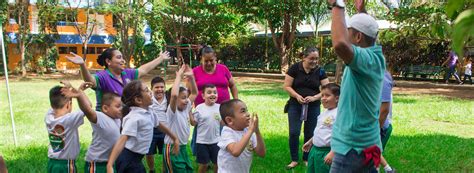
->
<box><xmin>45</xmin><ymin>64</ymin><xmax>266</xmax><ymax>173</ymax></box>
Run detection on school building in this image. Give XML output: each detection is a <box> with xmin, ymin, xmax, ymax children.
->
<box><xmin>5</xmin><ymin>2</ymin><xmax>119</xmax><ymax>71</ymax></box>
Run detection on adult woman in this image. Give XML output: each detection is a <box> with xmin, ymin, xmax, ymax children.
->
<box><xmin>192</xmin><ymin>46</ymin><xmax>238</xmax><ymax>105</ymax></box>
<box><xmin>283</xmin><ymin>47</ymin><xmax>329</xmax><ymax>169</ymax></box>
<box><xmin>66</xmin><ymin>48</ymin><xmax>170</xmax><ymax>110</ymax></box>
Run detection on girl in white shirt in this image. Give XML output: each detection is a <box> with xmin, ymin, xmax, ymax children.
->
<box><xmin>302</xmin><ymin>83</ymin><xmax>340</xmax><ymax>173</ymax></box>
<box><xmin>106</xmin><ymin>80</ymin><xmax>179</xmax><ymax>173</ymax></box>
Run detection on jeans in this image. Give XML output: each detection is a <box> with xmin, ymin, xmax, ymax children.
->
<box><xmin>330</xmin><ymin>149</ymin><xmax>377</xmax><ymax>173</ymax></box>
<box><xmin>287</xmin><ymin>101</ymin><xmax>320</xmax><ymax>162</ymax></box>
<box><xmin>445</xmin><ymin>66</ymin><xmax>461</xmax><ymax>82</ymax></box>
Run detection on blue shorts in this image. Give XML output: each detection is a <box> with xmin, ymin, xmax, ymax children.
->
<box><xmin>115</xmin><ymin>148</ymin><xmax>145</xmax><ymax>173</ymax></box>
<box><xmin>196</xmin><ymin>143</ymin><xmax>219</xmax><ymax>164</ymax></box>
<box><xmin>147</xmin><ymin>128</ymin><xmax>165</xmax><ymax>155</ymax></box>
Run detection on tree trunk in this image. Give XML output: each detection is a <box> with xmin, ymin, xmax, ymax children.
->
<box><xmin>335</xmin><ymin>59</ymin><xmax>344</xmax><ymax>84</ymax></box>
<box><xmin>20</xmin><ymin>39</ymin><xmax>26</xmax><ymax>77</ymax></box>
<box><xmin>280</xmin><ymin>47</ymin><xmax>290</xmax><ymax>74</ymax></box>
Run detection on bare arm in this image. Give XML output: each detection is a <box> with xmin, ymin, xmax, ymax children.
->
<box><xmin>306</xmin><ymin>78</ymin><xmax>331</xmax><ymax>102</ymax></box>
<box><xmin>65</xmin><ymin>53</ymin><xmax>97</xmax><ymax>88</ymax></box>
<box><xmin>225</xmin><ymin>129</ymin><xmax>254</xmax><ymax>157</ymax></box>
<box><xmin>283</xmin><ymin>75</ymin><xmax>305</xmax><ymax>104</ymax></box>
<box><xmin>379</xmin><ymin>102</ymin><xmax>390</xmax><ymax>128</ymax></box>
<box><xmin>107</xmin><ymin>135</ymin><xmax>128</xmax><ymax>173</ymax></box>
<box><xmin>254</xmin><ymin>129</ymin><xmax>266</xmax><ymax>157</ymax></box>
<box><xmin>138</xmin><ymin>51</ymin><xmax>170</xmax><ymax>78</ymax></box>
<box><xmin>331</xmin><ymin>7</ymin><xmax>354</xmax><ymax>64</ymax></box>
<box><xmin>169</xmin><ymin>65</ymin><xmax>186</xmax><ymax>113</ymax></box>
<box><xmin>76</xmin><ymin>91</ymin><xmax>97</xmax><ymax>123</ymax></box>
<box><xmin>228</xmin><ymin>78</ymin><xmax>239</xmax><ymax>99</ymax></box>
<box><xmin>157</xmin><ymin>124</ymin><xmax>180</xmax><ymax>155</ymax></box>
<box><xmin>189</xmin><ymin>111</ymin><xmax>197</xmax><ymax>126</ymax></box>
<box><xmin>185</xmin><ymin>74</ymin><xmax>198</xmax><ymax>103</ymax></box>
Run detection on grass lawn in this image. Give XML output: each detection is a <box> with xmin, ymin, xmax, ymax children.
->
<box><xmin>0</xmin><ymin>78</ymin><xmax>473</xmax><ymax>172</ymax></box>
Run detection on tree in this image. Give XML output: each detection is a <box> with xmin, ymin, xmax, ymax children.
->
<box><xmin>446</xmin><ymin>0</ymin><xmax>474</xmax><ymax>56</ymax></box>
<box><xmin>63</xmin><ymin>0</ymin><xmax>99</xmax><ymax>62</ymax></box>
<box><xmin>7</xmin><ymin>0</ymin><xmax>30</xmax><ymax>77</ymax></box>
<box><xmin>99</xmin><ymin>0</ymin><xmax>148</xmax><ymax>67</ymax></box>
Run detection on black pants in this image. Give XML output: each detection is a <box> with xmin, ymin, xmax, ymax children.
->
<box><xmin>463</xmin><ymin>74</ymin><xmax>472</xmax><ymax>84</ymax></box>
<box><xmin>287</xmin><ymin>101</ymin><xmax>320</xmax><ymax>161</ymax></box>
<box><xmin>115</xmin><ymin>148</ymin><xmax>145</xmax><ymax>173</ymax></box>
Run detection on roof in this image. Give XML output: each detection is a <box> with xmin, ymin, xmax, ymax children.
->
<box><xmin>254</xmin><ymin>19</ymin><xmax>397</xmax><ymax>37</ymax></box>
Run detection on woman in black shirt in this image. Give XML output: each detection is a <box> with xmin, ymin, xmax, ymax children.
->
<box><xmin>283</xmin><ymin>47</ymin><xmax>329</xmax><ymax>169</ymax></box>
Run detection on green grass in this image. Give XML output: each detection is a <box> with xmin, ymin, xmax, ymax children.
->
<box><xmin>0</xmin><ymin>78</ymin><xmax>473</xmax><ymax>172</ymax></box>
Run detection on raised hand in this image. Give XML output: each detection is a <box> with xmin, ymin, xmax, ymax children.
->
<box><xmin>252</xmin><ymin>113</ymin><xmax>259</xmax><ymax>132</ymax></box>
<box><xmin>79</xmin><ymin>82</ymin><xmax>94</xmax><ymax>91</ymax></box>
<box><xmin>182</xmin><ymin>64</ymin><xmax>194</xmax><ymax>79</ymax></box>
<box><xmin>60</xmin><ymin>80</ymin><xmax>73</xmax><ymax>89</ymax></box>
<box><xmin>158</xmin><ymin>51</ymin><xmax>171</xmax><ymax>61</ymax></box>
<box><xmin>60</xmin><ymin>85</ymin><xmax>82</xmax><ymax>98</ymax></box>
<box><xmin>65</xmin><ymin>52</ymin><xmax>85</xmax><ymax>65</ymax></box>
<box><xmin>355</xmin><ymin>0</ymin><xmax>366</xmax><ymax>13</ymax></box>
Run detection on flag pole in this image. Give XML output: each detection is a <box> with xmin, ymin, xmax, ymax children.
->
<box><xmin>1</xmin><ymin>20</ymin><xmax>18</xmax><ymax>147</ymax></box>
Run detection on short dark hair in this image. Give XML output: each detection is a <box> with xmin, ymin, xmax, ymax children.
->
<box><xmin>198</xmin><ymin>45</ymin><xmax>215</xmax><ymax>58</ymax></box>
<box><xmin>300</xmin><ymin>47</ymin><xmax>319</xmax><ymax>58</ymax></box>
<box><xmin>49</xmin><ymin>86</ymin><xmax>69</xmax><ymax>109</ymax></box>
<box><xmin>219</xmin><ymin>99</ymin><xmax>243</xmax><ymax>125</ymax></box>
<box><xmin>202</xmin><ymin>84</ymin><xmax>216</xmax><ymax>93</ymax></box>
<box><xmin>101</xmin><ymin>92</ymin><xmax>120</xmax><ymax>108</ymax></box>
<box><xmin>151</xmin><ymin>76</ymin><xmax>165</xmax><ymax>87</ymax></box>
<box><xmin>352</xmin><ymin>29</ymin><xmax>376</xmax><ymax>46</ymax></box>
<box><xmin>321</xmin><ymin>83</ymin><xmax>340</xmax><ymax>97</ymax></box>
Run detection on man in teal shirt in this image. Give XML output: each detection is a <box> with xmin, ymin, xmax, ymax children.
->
<box><xmin>327</xmin><ymin>0</ymin><xmax>385</xmax><ymax>172</ymax></box>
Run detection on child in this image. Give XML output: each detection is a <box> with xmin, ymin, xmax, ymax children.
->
<box><xmin>45</xmin><ymin>81</ymin><xmax>91</xmax><ymax>173</ymax></box>
<box><xmin>217</xmin><ymin>99</ymin><xmax>266</xmax><ymax>173</ymax></box>
<box><xmin>302</xmin><ymin>83</ymin><xmax>340</xmax><ymax>173</ymax></box>
<box><xmin>146</xmin><ymin>76</ymin><xmax>168</xmax><ymax>173</ymax></box>
<box><xmin>463</xmin><ymin>58</ymin><xmax>472</xmax><ymax>84</ymax></box>
<box><xmin>190</xmin><ymin>84</ymin><xmax>222</xmax><ymax>173</ymax></box>
<box><xmin>163</xmin><ymin>64</ymin><xmax>198</xmax><ymax>173</ymax></box>
<box><xmin>106</xmin><ymin>80</ymin><xmax>179</xmax><ymax>173</ymax></box>
<box><xmin>61</xmin><ymin>83</ymin><xmax>123</xmax><ymax>173</ymax></box>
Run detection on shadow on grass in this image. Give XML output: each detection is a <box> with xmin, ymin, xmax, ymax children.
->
<box><xmin>252</xmin><ymin>133</ymin><xmax>474</xmax><ymax>172</ymax></box>
<box><xmin>3</xmin><ymin>143</ymin><xmax>89</xmax><ymax>173</ymax></box>
<box><xmin>393</xmin><ymin>94</ymin><xmax>418</xmax><ymax>104</ymax></box>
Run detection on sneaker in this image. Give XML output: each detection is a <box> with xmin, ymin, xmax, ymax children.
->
<box><xmin>386</xmin><ymin>168</ymin><xmax>396</xmax><ymax>173</ymax></box>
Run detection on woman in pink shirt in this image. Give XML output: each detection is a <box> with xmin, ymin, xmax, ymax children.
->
<box><xmin>190</xmin><ymin>46</ymin><xmax>238</xmax><ymax>156</ymax></box>
<box><xmin>192</xmin><ymin>46</ymin><xmax>238</xmax><ymax>105</ymax></box>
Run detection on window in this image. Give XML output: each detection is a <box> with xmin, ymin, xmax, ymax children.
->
<box><xmin>58</xmin><ymin>47</ymin><xmax>68</xmax><ymax>54</ymax></box>
<box><xmin>96</xmin><ymin>47</ymin><xmax>108</xmax><ymax>54</ymax></box>
<box><xmin>69</xmin><ymin>47</ymin><xmax>78</xmax><ymax>54</ymax></box>
<box><xmin>87</xmin><ymin>47</ymin><xmax>96</xmax><ymax>54</ymax></box>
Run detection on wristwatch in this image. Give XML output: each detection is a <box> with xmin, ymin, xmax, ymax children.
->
<box><xmin>328</xmin><ymin>0</ymin><xmax>346</xmax><ymax>10</ymax></box>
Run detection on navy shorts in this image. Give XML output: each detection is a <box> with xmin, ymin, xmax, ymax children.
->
<box><xmin>147</xmin><ymin>128</ymin><xmax>165</xmax><ymax>155</ymax></box>
<box><xmin>115</xmin><ymin>148</ymin><xmax>145</xmax><ymax>173</ymax></box>
<box><xmin>196</xmin><ymin>143</ymin><xmax>219</xmax><ymax>164</ymax></box>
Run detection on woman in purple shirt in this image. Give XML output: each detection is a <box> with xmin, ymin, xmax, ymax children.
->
<box><xmin>67</xmin><ymin>48</ymin><xmax>170</xmax><ymax>110</ymax></box>
<box><xmin>443</xmin><ymin>51</ymin><xmax>463</xmax><ymax>84</ymax></box>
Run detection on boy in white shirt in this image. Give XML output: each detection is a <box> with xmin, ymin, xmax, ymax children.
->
<box><xmin>146</xmin><ymin>76</ymin><xmax>168</xmax><ymax>173</ymax></box>
<box><xmin>45</xmin><ymin>81</ymin><xmax>91</xmax><ymax>173</ymax></box>
<box><xmin>163</xmin><ymin>64</ymin><xmax>198</xmax><ymax>173</ymax></box>
<box><xmin>61</xmin><ymin>83</ymin><xmax>122</xmax><ymax>173</ymax></box>
<box><xmin>463</xmin><ymin>58</ymin><xmax>472</xmax><ymax>84</ymax></box>
<box><xmin>217</xmin><ymin>99</ymin><xmax>266</xmax><ymax>173</ymax></box>
<box><xmin>302</xmin><ymin>83</ymin><xmax>340</xmax><ymax>173</ymax></box>
<box><xmin>190</xmin><ymin>84</ymin><xmax>222</xmax><ymax>173</ymax></box>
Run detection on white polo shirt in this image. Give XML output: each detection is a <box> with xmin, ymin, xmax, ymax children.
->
<box><xmin>164</xmin><ymin>100</ymin><xmax>192</xmax><ymax>145</ymax></box>
<box><xmin>313</xmin><ymin>108</ymin><xmax>338</xmax><ymax>147</ymax></box>
<box><xmin>217</xmin><ymin>126</ymin><xmax>257</xmax><ymax>173</ymax></box>
<box><xmin>122</xmin><ymin>106</ymin><xmax>159</xmax><ymax>154</ymax></box>
<box><xmin>85</xmin><ymin>111</ymin><xmax>121</xmax><ymax>162</ymax></box>
<box><xmin>195</xmin><ymin>103</ymin><xmax>221</xmax><ymax>144</ymax></box>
